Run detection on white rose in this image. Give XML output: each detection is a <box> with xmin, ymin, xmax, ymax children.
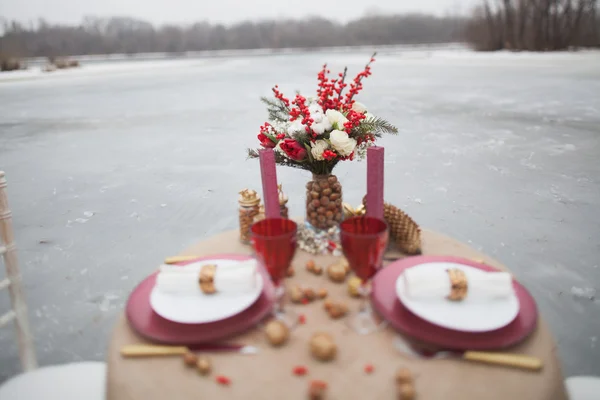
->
<box><xmin>308</xmin><ymin>103</ymin><xmax>325</xmax><ymax>123</ymax></box>
<box><xmin>352</xmin><ymin>102</ymin><xmax>367</xmax><ymax>114</ymax></box>
<box><xmin>329</xmin><ymin>130</ymin><xmax>357</xmax><ymax>156</ymax></box>
<box><xmin>312</xmin><ymin>122</ymin><xmax>325</xmax><ymax>135</ymax></box>
<box><xmin>287</xmin><ymin>119</ymin><xmax>304</xmax><ymax>135</ymax></box>
<box><xmin>310</xmin><ymin>140</ymin><xmax>329</xmax><ymax>161</ymax></box>
<box><xmin>321</xmin><ymin>116</ymin><xmax>332</xmax><ymax>131</ymax></box>
<box><xmin>325</xmin><ymin>109</ymin><xmax>348</xmax><ymax>130</ymax></box>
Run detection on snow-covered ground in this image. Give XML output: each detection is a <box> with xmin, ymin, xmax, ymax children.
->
<box><xmin>0</xmin><ymin>48</ymin><xmax>599</xmax><ymax>381</ymax></box>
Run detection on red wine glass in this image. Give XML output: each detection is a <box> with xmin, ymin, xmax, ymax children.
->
<box><xmin>340</xmin><ymin>216</ymin><xmax>389</xmax><ymax>334</ymax></box>
<box><xmin>251</xmin><ymin>218</ymin><xmax>298</xmax><ymax>327</ymax></box>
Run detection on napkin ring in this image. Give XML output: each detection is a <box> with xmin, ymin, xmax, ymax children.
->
<box><xmin>199</xmin><ymin>264</ymin><xmax>217</xmax><ymax>294</ymax></box>
<box><xmin>447</xmin><ymin>268</ymin><xmax>468</xmax><ymax>301</ymax></box>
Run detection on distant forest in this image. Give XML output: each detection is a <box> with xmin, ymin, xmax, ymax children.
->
<box><xmin>0</xmin><ymin>2</ymin><xmax>598</xmax><ymax>60</ymax></box>
<box><xmin>0</xmin><ymin>14</ymin><xmax>467</xmax><ymax>58</ymax></box>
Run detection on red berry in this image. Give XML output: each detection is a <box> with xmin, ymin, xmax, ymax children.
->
<box><xmin>364</xmin><ymin>364</ymin><xmax>374</xmax><ymax>374</ymax></box>
<box><xmin>298</xmin><ymin>314</ymin><xmax>306</xmax><ymax>324</ymax></box>
<box><xmin>216</xmin><ymin>375</ymin><xmax>231</xmax><ymax>385</ymax></box>
<box><xmin>293</xmin><ymin>365</ymin><xmax>308</xmax><ymax>376</ymax></box>
<box><xmin>301</xmin><ymin>298</ymin><xmax>309</xmax><ymax>305</ymax></box>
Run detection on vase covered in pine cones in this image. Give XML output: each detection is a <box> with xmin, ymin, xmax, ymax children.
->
<box><xmin>248</xmin><ymin>53</ymin><xmax>398</xmax><ymax>232</ymax></box>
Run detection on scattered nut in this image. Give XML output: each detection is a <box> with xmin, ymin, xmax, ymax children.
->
<box><xmin>326</xmin><ymin>302</ymin><xmax>348</xmax><ymax>319</ymax></box>
<box><xmin>396</xmin><ymin>367</ymin><xmax>413</xmax><ymax>384</ymax></box>
<box><xmin>310</xmin><ymin>332</ymin><xmax>337</xmax><ymax>362</ymax></box>
<box><xmin>327</xmin><ymin>263</ymin><xmax>347</xmax><ymax>283</ymax></box>
<box><xmin>287</xmin><ymin>267</ymin><xmax>295</xmax><ymax>277</ymax></box>
<box><xmin>306</xmin><ymin>260</ymin><xmax>316</xmax><ymax>271</ymax></box>
<box><xmin>304</xmin><ymin>288</ymin><xmax>317</xmax><ymax>302</ymax></box>
<box><xmin>196</xmin><ymin>356</ymin><xmax>212</xmax><ymax>375</ymax></box>
<box><xmin>323</xmin><ymin>299</ymin><xmax>334</xmax><ymax>311</ymax></box>
<box><xmin>265</xmin><ymin>320</ymin><xmax>289</xmax><ymax>347</ymax></box>
<box><xmin>340</xmin><ymin>258</ymin><xmax>351</xmax><ymax>274</ymax></box>
<box><xmin>317</xmin><ymin>288</ymin><xmax>328</xmax><ymax>299</ymax></box>
<box><xmin>289</xmin><ymin>285</ymin><xmax>304</xmax><ymax>303</ymax></box>
<box><xmin>347</xmin><ymin>276</ymin><xmax>362</xmax><ymax>297</ymax></box>
<box><xmin>398</xmin><ymin>383</ymin><xmax>416</xmax><ymax>400</ymax></box>
<box><xmin>183</xmin><ymin>352</ymin><xmax>198</xmax><ymax>367</ymax></box>
<box><xmin>308</xmin><ymin>380</ymin><xmax>328</xmax><ymax>400</ymax></box>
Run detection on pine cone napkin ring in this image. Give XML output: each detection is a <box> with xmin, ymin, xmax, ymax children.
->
<box><xmin>199</xmin><ymin>264</ymin><xmax>217</xmax><ymax>294</ymax></box>
<box><xmin>447</xmin><ymin>268</ymin><xmax>468</xmax><ymax>301</ymax></box>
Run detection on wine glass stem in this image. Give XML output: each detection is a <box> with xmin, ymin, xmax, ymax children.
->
<box><xmin>275</xmin><ymin>284</ymin><xmax>285</xmax><ymax>314</ymax></box>
<box><xmin>358</xmin><ymin>282</ymin><xmax>371</xmax><ymax>313</ymax></box>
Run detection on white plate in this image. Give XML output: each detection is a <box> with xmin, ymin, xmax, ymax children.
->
<box><xmin>150</xmin><ymin>259</ymin><xmax>264</xmax><ymax>324</ymax></box>
<box><xmin>395</xmin><ymin>262</ymin><xmax>519</xmax><ymax>332</ymax></box>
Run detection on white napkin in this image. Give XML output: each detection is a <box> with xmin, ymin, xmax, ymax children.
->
<box><xmin>155</xmin><ymin>260</ymin><xmax>258</xmax><ymax>296</ymax></box>
<box><xmin>402</xmin><ymin>267</ymin><xmax>514</xmax><ymax>301</ymax></box>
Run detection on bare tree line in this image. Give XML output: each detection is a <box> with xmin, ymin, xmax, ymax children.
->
<box><xmin>465</xmin><ymin>0</ymin><xmax>599</xmax><ymax>50</ymax></box>
<box><xmin>0</xmin><ymin>14</ymin><xmax>466</xmax><ymax>59</ymax></box>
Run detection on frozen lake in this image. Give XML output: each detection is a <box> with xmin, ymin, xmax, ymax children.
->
<box><xmin>1</xmin><ymin>48</ymin><xmax>599</xmax><ymax>381</ymax></box>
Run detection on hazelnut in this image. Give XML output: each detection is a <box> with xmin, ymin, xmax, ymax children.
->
<box><xmin>183</xmin><ymin>352</ymin><xmax>198</xmax><ymax>367</ymax></box>
<box><xmin>327</xmin><ymin>303</ymin><xmax>348</xmax><ymax>319</ymax></box>
<box><xmin>289</xmin><ymin>285</ymin><xmax>304</xmax><ymax>303</ymax></box>
<box><xmin>397</xmin><ymin>383</ymin><xmax>416</xmax><ymax>400</ymax></box>
<box><xmin>323</xmin><ymin>299</ymin><xmax>334</xmax><ymax>311</ymax></box>
<box><xmin>309</xmin><ymin>380</ymin><xmax>327</xmax><ymax>400</ymax></box>
<box><xmin>312</xmin><ymin>265</ymin><xmax>323</xmax><ymax>275</ymax></box>
<box><xmin>196</xmin><ymin>356</ymin><xmax>212</xmax><ymax>375</ymax></box>
<box><xmin>287</xmin><ymin>267</ymin><xmax>295</xmax><ymax>277</ymax></box>
<box><xmin>265</xmin><ymin>320</ymin><xmax>289</xmax><ymax>347</ymax></box>
<box><xmin>317</xmin><ymin>288</ymin><xmax>328</xmax><ymax>299</ymax></box>
<box><xmin>396</xmin><ymin>367</ymin><xmax>413</xmax><ymax>384</ymax></box>
<box><xmin>306</xmin><ymin>260</ymin><xmax>316</xmax><ymax>271</ymax></box>
<box><xmin>310</xmin><ymin>332</ymin><xmax>337</xmax><ymax>362</ymax></box>
<box><xmin>303</xmin><ymin>288</ymin><xmax>317</xmax><ymax>302</ymax></box>
<box><xmin>327</xmin><ymin>176</ymin><xmax>337</xmax><ymax>184</ymax></box>
<box><xmin>327</xmin><ymin>263</ymin><xmax>347</xmax><ymax>283</ymax></box>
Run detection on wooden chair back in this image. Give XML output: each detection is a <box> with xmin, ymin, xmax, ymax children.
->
<box><xmin>0</xmin><ymin>171</ymin><xmax>37</xmax><ymax>371</ymax></box>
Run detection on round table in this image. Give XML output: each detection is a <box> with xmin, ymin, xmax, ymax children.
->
<box><xmin>106</xmin><ymin>228</ymin><xmax>568</xmax><ymax>400</ymax></box>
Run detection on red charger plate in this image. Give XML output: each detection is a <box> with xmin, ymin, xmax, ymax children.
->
<box><xmin>125</xmin><ymin>254</ymin><xmax>275</xmax><ymax>344</ymax></box>
<box><xmin>371</xmin><ymin>255</ymin><xmax>538</xmax><ymax>350</ymax></box>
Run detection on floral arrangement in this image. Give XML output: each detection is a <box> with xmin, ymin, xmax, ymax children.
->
<box><xmin>248</xmin><ymin>53</ymin><xmax>398</xmax><ymax>175</ymax></box>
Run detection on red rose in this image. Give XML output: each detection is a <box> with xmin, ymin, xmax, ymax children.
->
<box><xmin>279</xmin><ymin>139</ymin><xmax>307</xmax><ymax>161</ymax></box>
<box><xmin>258</xmin><ymin>133</ymin><xmax>276</xmax><ymax>148</ymax></box>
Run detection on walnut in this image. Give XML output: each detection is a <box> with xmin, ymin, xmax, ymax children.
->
<box><xmin>347</xmin><ymin>276</ymin><xmax>362</xmax><ymax>297</ymax></box>
<box><xmin>327</xmin><ymin>262</ymin><xmax>347</xmax><ymax>283</ymax></box>
<box><xmin>183</xmin><ymin>352</ymin><xmax>197</xmax><ymax>367</ymax></box>
<box><xmin>196</xmin><ymin>356</ymin><xmax>212</xmax><ymax>375</ymax></box>
<box><xmin>289</xmin><ymin>285</ymin><xmax>304</xmax><ymax>303</ymax></box>
<box><xmin>265</xmin><ymin>320</ymin><xmax>289</xmax><ymax>347</ymax></box>
<box><xmin>309</xmin><ymin>332</ymin><xmax>337</xmax><ymax>362</ymax></box>
<box><xmin>317</xmin><ymin>288</ymin><xmax>328</xmax><ymax>299</ymax></box>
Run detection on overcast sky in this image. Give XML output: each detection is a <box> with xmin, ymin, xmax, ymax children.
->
<box><xmin>0</xmin><ymin>0</ymin><xmax>478</xmax><ymax>25</ymax></box>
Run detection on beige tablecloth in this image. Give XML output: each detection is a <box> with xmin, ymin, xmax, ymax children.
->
<box><xmin>106</xmin><ymin>228</ymin><xmax>568</xmax><ymax>400</ymax></box>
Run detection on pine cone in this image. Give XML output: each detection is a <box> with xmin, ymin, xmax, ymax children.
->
<box><xmin>362</xmin><ymin>196</ymin><xmax>422</xmax><ymax>255</ymax></box>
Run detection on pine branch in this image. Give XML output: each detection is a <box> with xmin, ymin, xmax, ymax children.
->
<box><xmin>353</xmin><ymin>115</ymin><xmax>398</xmax><ymax>138</ymax></box>
<box><xmin>260</xmin><ymin>96</ymin><xmax>290</xmax><ymax>123</ymax></box>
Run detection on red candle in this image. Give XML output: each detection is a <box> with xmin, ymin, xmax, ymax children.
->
<box><xmin>258</xmin><ymin>149</ymin><xmax>280</xmax><ymax>219</ymax></box>
<box><xmin>366</xmin><ymin>146</ymin><xmax>384</xmax><ymax>219</ymax></box>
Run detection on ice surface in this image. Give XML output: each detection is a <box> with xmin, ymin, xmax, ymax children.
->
<box><xmin>0</xmin><ymin>46</ymin><xmax>599</xmax><ymax>381</ymax></box>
